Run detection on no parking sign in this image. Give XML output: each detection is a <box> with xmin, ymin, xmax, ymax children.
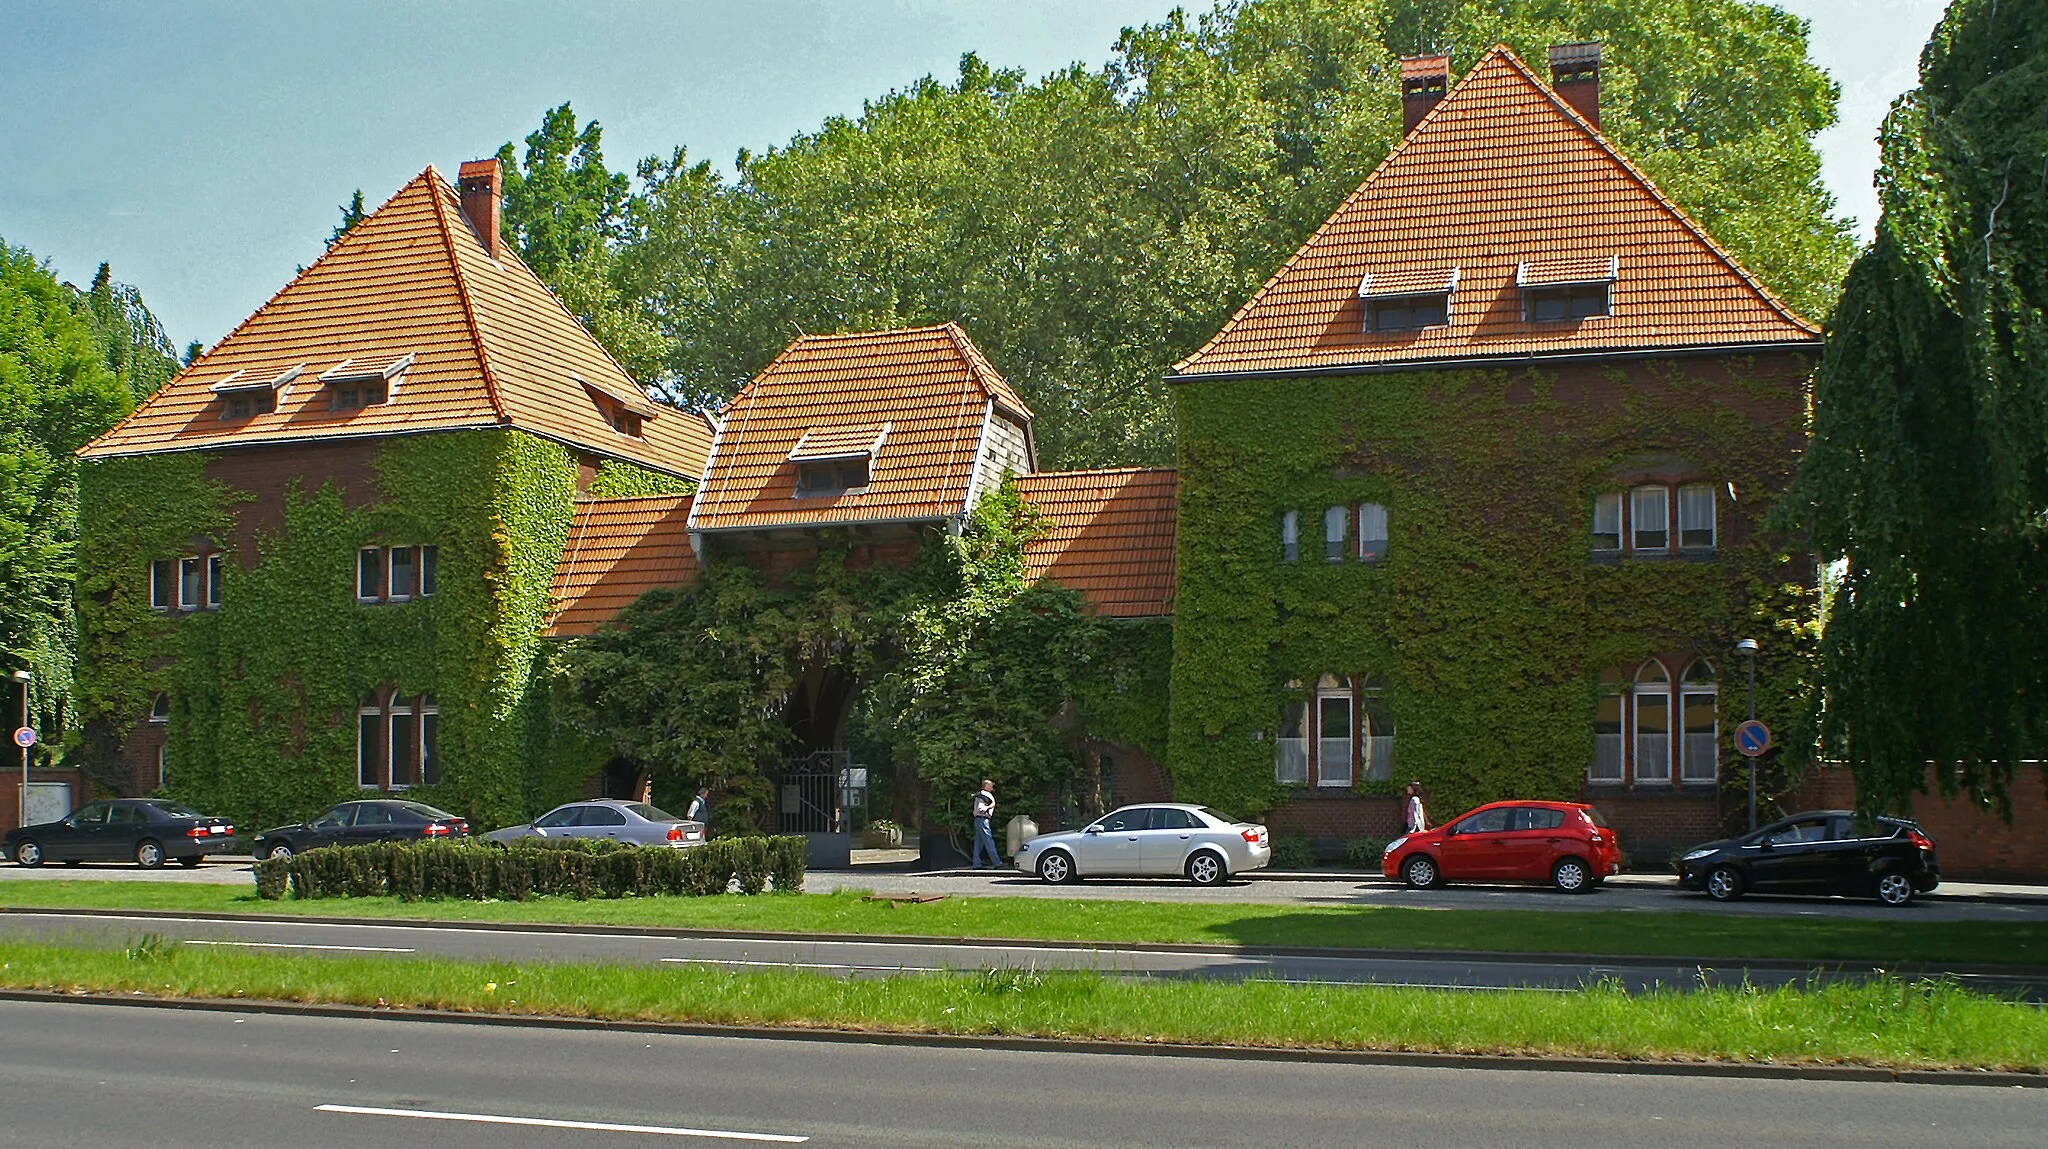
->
<box><xmin>1734</xmin><ymin>719</ymin><xmax>1771</xmax><ymax>757</ymax></box>
<box><xmin>11</xmin><ymin>727</ymin><xmax>33</xmax><ymax>749</ymax></box>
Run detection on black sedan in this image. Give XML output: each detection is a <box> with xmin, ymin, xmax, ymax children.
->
<box><xmin>2</xmin><ymin>799</ymin><xmax>236</xmax><ymax>869</ymax></box>
<box><xmin>1675</xmin><ymin>809</ymin><xmax>1940</xmax><ymax>906</ymax></box>
<box><xmin>251</xmin><ymin>800</ymin><xmax>468</xmax><ymax>860</ymax></box>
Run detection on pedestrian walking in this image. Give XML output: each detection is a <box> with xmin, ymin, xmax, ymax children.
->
<box><xmin>970</xmin><ymin>779</ymin><xmax>1000</xmax><ymax>869</ymax></box>
<box><xmin>1404</xmin><ymin>780</ymin><xmax>1428</xmax><ymax>834</ymax></box>
<box><xmin>686</xmin><ymin>786</ymin><xmax>711</xmax><ymax>826</ymax></box>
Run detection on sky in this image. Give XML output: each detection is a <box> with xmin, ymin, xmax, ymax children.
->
<box><xmin>1</xmin><ymin>0</ymin><xmax>1951</xmax><ymax>350</ymax></box>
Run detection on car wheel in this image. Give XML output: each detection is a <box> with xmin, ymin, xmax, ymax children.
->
<box><xmin>264</xmin><ymin>842</ymin><xmax>293</xmax><ymax>861</ymax></box>
<box><xmin>13</xmin><ymin>839</ymin><xmax>42</xmax><ymax>867</ymax></box>
<box><xmin>135</xmin><ymin>839</ymin><xmax>165</xmax><ymax>869</ymax></box>
<box><xmin>179</xmin><ymin>855</ymin><xmax>203</xmax><ymax>868</ymax></box>
<box><xmin>1185</xmin><ymin>851</ymin><xmax>1227</xmax><ymax>886</ymax></box>
<box><xmin>1704</xmin><ymin>865</ymin><xmax>1744</xmax><ymax>901</ymax></box>
<box><xmin>1402</xmin><ymin>854</ymin><xmax>1440</xmax><ymax>889</ymax></box>
<box><xmin>1552</xmin><ymin>856</ymin><xmax>1593</xmax><ymax>893</ymax></box>
<box><xmin>1037</xmin><ymin>849</ymin><xmax>1077</xmax><ymax>885</ymax></box>
<box><xmin>1875</xmin><ymin>872</ymin><xmax>1915</xmax><ymax>907</ymax></box>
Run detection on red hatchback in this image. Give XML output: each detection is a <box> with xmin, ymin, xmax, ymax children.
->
<box><xmin>1380</xmin><ymin>801</ymin><xmax>1621</xmax><ymax>893</ymax></box>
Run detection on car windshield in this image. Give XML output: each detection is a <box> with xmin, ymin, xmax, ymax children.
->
<box><xmin>399</xmin><ymin>802</ymin><xmax>456</xmax><ymax>820</ymax></box>
<box><xmin>626</xmin><ymin>802</ymin><xmax>680</xmax><ymax>822</ymax></box>
<box><xmin>145</xmin><ymin>801</ymin><xmax>203</xmax><ymax>818</ymax></box>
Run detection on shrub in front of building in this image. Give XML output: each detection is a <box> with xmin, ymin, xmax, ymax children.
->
<box><xmin>251</xmin><ymin>836</ymin><xmax>805</xmax><ymax>901</ymax></box>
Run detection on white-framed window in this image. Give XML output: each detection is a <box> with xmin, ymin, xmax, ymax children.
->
<box><xmin>1678</xmin><ymin>483</ymin><xmax>1716</xmax><ymax>549</ymax></box>
<box><xmin>1357</xmin><ymin>503</ymin><xmax>1389</xmax><ymax>563</ymax></box>
<box><xmin>1631</xmin><ymin>486</ymin><xmax>1669</xmax><ymax>553</ymax></box>
<box><xmin>357</xmin><ymin>548</ymin><xmax>383</xmax><ymax>602</ymax></box>
<box><xmin>420</xmin><ymin>697</ymin><xmax>441</xmax><ymax>786</ymax></box>
<box><xmin>148</xmin><ymin>693</ymin><xmax>170</xmax><ymax>723</ymax></box>
<box><xmin>1323</xmin><ymin>507</ymin><xmax>1347</xmax><ymax>562</ymax></box>
<box><xmin>206</xmin><ymin>554</ymin><xmax>223</xmax><ymax>609</ymax></box>
<box><xmin>1275</xmin><ymin>699</ymin><xmax>1308</xmax><ymax>784</ymax></box>
<box><xmin>389</xmin><ymin>547</ymin><xmax>415</xmax><ymax>602</ymax></box>
<box><xmin>1359</xmin><ymin>674</ymin><xmax>1394</xmax><ymax>781</ymax></box>
<box><xmin>357</xmin><ymin>697</ymin><xmax>382</xmax><ymax>788</ymax></box>
<box><xmin>1280</xmin><ymin>511</ymin><xmax>1299</xmax><ymax>563</ymax></box>
<box><xmin>149</xmin><ymin>560</ymin><xmax>171</xmax><ymax>611</ymax></box>
<box><xmin>1681</xmin><ymin>660</ymin><xmax>1718</xmax><ymax>782</ymax></box>
<box><xmin>1592</xmin><ymin>492</ymin><xmax>1622</xmax><ymax>553</ymax></box>
<box><xmin>388</xmin><ymin>696</ymin><xmax>415</xmax><ymax>789</ymax></box>
<box><xmin>1366</xmin><ymin>293</ymin><xmax>1449</xmax><ymax>332</ymax></box>
<box><xmin>420</xmin><ymin>546</ymin><xmax>438</xmax><ymax>597</ymax></box>
<box><xmin>1315</xmin><ymin>674</ymin><xmax>1353</xmax><ymax>787</ymax></box>
<box><xmin>1632</xmin><ymin>660</ymin><xmax>1672</xmax><ymax>784</ymax></box>
<box><xmin>1591</xmin><ymin>673</ymin><xmax>1624</xmax><ymax>782</ymax></box>
<box><xmin>178</xmin><ymin>556</ymin><xmax>203</xmax><ymax>610</ymax></box>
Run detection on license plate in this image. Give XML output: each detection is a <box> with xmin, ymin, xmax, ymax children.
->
<box><xmin>209</xmin><ymin>826</ymin><xmax>227</xmax><ymax>834</ymax></box>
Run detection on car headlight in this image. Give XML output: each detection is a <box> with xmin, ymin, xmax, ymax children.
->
<box><xmin>1384</xmin><ymin>836</ymin><xmax>1407</xmax><ymax>855</ymax></box>
<box><xmin>1681</xmin><ymin>848</ymin><xmax>1715</xmax><ymax>862</ymax></box>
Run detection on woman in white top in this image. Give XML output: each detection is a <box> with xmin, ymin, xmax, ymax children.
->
<box><xmin>1404</xmin><ymin>781</ymin><xmax>1427</xmax><ymax>834</ymax></box>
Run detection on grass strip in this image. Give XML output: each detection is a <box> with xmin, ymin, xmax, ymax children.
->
<box><xmin>7</xmin><ymin>881</ymin><xmax>2047</xmax><ymax>967</ymax></box>
<box><xmin>2</xmin><ymin>938</ymin><xmax>2043</xmax><ymax>1072</ymax></box>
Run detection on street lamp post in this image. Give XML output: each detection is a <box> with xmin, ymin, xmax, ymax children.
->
<box><xmin>1735</xmin><ymin>639</ymin><xmax>1759</xmax><ymax>831</ymax></box>
<box><xmin>11</xmin><ymin>669</ymin><xmax>30</xmax><ymax>829</ymax></box>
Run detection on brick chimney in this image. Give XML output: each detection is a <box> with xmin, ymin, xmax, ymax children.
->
<box><xmin>457</xmin><ymin>159</ymin><xmax>503</xmax><ymax>259</ymax></box>
<box><xmin>1399</xmin><ymin>55</ymin><xmax>1450</xmax><ymax>134</ymax></box>
<box><xmin>1547</xmin><ymin>41</ymin><xmax>1602</xmax><ymax>129</ymax></box>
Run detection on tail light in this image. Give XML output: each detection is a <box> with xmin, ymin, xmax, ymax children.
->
<box><xmin>667</xmin><ymin>824</ymin><xmax>684</xmax><ymax>842</ymax></box>
<box><xmin>1242</xmin><ymin>827</ymin><xmax>1268</xmax><ymax>845</ymax></box>
<box><xmin>185</xmin><ymin>826</ymin><xmax>209</xmax><ymax>839</ymax></box>
<box><xmin>1907</xmin><ymin>830</ymin><xmax>1934</xmax><ymax>851</ymax></box>
<box><xmin>423</xmin><ymin>823</ymin><xmax>451</xmax><ymax>837</ymax></box>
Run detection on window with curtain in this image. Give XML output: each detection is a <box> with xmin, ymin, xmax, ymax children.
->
<box><xmin>1359</xmin><ymin>675</ymin><xmax>1394</xmax><ymax>780</ymax></box>
<box><xmin>1678</xmin><ymin>484</ymin><xmax>1716</xmax><ymax>549</ymax></box>
<box><xmin>1592</xmin><ymin>492</ymin><xmax>1622</xmax><ymax>552</ymax></box>
<box><xmin>1591</xmin><ymin>672</ymin><xmax>1624</xmax><ymax>782</ymax></box>
<box><xmin>178</xmin><ymin>557</ymin><xmax>203</xmax><ymax>610</ymax></box>
<box><xmin>1681</xmin><ymin>660</ymin><xmax>1718</xmax><ymax>782</ymax></box>
<box><xmin>206</xmin><ymin>554</ymin><xmax>223</xmax><ymax>608</ymax></box>
<box><xmin>1316</xmin><ymin>675</ymin><xmax>1353</xmax><ymax>786</ymax></box>
<box><xmin>1632</xmin><ymin>661</ymin><xmax>1672</xmax><ymax>783</ymax></box>
<box><xmin>1357</xmin><ymin>503</ymin><xmax>1389</xmax><ymax>563</ymax></box>
<box><xmin>1280</xmin><ymin>511</ymin><xmax>1299</xmax><ymax>563</ymax></box>
<box><xmin>1275</xmin><ymin>699</ymin><xmax>1308</xmax><ymax>784</ymax></box>
<box><xmin>1323</xmin><ymin>507</ymin><xmax>1347</xmax><ymax>562</ymax></box>
<box><xmin>1631</xmin><ymin>486</ymin><xmax>1669</xmax><ymax>552</ymax></box>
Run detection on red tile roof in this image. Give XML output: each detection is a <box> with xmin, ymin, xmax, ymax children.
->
<box><xmin>690</xmin><ymin>323</ymin><xmax>1032</xmax><ymax>532</ymax></box>
<box><xmin>547</xmin><ymin>494</ymin><xmax>698</xmax><ymax>637</ymax></box>
<box><xmin>1016</xmin><ymin>468</ymin><xmax>1177</xmax><ymax>617</ymax></box>
<box><xmin>80</xmin><ymin>167</ymin><xmax>712</xmax><ymax>477</ymax></box>
<box><xmin>1173</xmin><ymin>47</ymin><xmax>1818</xmax><ymax>378</ymax></box>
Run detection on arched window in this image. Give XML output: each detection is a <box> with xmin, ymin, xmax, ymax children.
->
<box><xmin>1680</xmin><ymin>660</ymin><xmax>1718</xmax><ymax>782</ymax></box>
<box><xmin>1359</xmin><ymin>674</ymin><xmax>1394</xmax><ymax>780</ymax></box>
<box><xmin>358</xmin><ymin>694</ymin><xmax>383</xmax><ymax>789</ymax></box>
<box><xmin>148</xmin><ymin>693</ymin><xmax>171</xmax><ymax>723</ymax></box>
<box><xmin>1323</xmin><ymin>507</ymin><xmax>1347</xmax><ymax>562</ymax></box>
<box><xmin>1315</xmin><ymin>674</ymin><xmax>1353</xmax><ymax>786</ymax></box>
<box><xmin>420</xmin><ymin>696</ymin><xmax>441</xmax><ymax>787</ymax></box>
<box><xmin>1590</xmin><ymin>669</ymin><xmax>1624</xmax><ymax>782</ymax></box>
<box><xmin>1632</xmin><ymin>661</ymin><xmax>1671</xmax><ymax>783</ymax></box>
<box><xmin>1280</xmin><ymin>511</ymin><xmax>1299</xmax><ymax>563</ymax></box>
<box><xmin>1275</xmin><ymin>693</ymin><xmax>1308</xmax><ymax>785</ymax></box>
<box><xmin>388</xmin><ymin>695</ymin><xmax>414</xmax><ymax>789</ymax></box>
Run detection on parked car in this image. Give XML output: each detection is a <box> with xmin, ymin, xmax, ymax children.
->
<box><xmin>251</xmin><ymin>800</ymin><xmax>468</xmax><ymax>860</ymax></box>
<box><xmin>1013</xmin><ymin>803</ymin><xmax>1271</xmax><ymax>886</ymax></box>
<box><xmin>1382</xmin><ymin>800</ymin><xmax>1620</xmax><ymax>893</ymax></box>
<box><xmin>485</xmin><ymin>800</ymin><xmax>706</xmax><ymax>848</ymax></box>
<box><xmin>1675</xmin><ymin>810</ymin><xmax>1940</xmax><ymax>907</ymax></box>
<box><xmin>2</xmin><ymin>798</ymin><xmax>236</xmax><ymax>869</ymax></box>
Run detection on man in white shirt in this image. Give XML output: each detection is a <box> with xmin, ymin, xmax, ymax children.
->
<box><xmin>970</xmin><ymin>780</ymin><xmax>1000</xmax><ymax>868</ymax></box>
<box><xmin>686</xmin><ymin>787</ymin><xmax>710</xmax><ymax>825</ymax></box>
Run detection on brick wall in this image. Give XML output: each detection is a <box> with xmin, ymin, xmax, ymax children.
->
<box><xmin>1579</xmin><ymin>789</ymin><xmax>1721</xmax><ymax>867</ymax></box>
<box><xmin>1793</xmin><ymin>764</ymin><xmax>2048</xmax><ymax>881</ymax></box>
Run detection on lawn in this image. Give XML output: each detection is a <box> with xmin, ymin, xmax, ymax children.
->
<box><xmin>1</xmin><ymin>938</ymin><xmax>2041</xmax><ymax>1072</ymax></box>
<box><xmin>5</xmin><ymin>880</ymin><xmax>2046</xmax><ymax>967</ymax></box>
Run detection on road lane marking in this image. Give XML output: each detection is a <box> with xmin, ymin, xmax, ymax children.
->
<box><xmin>182</xmin><ymin>940</ymin><xmax>416</xmax><ymax>953</ymax></box>
<box><xmin>313</xmin><ymin>1103</ymin><xmax>807</xmax><ymax>1142</ymax></box>
<box><xmin>662</xmin><ymin>957</ymin><xmax>949</xmax><ymax>973</ymax></box>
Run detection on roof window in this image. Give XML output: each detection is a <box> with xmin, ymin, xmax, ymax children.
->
<box><xmin>1518</xmin><ymin>257</ymin><xmax>1616</xmax><ymax>322</ymax></box>
<box><xmin>575</xmin><ymin>374</ymin><xmax>662</xmax><ymax>438</ymax></box>
<box><xmin>788</xmin><ymin>424</ymin><xmax>887</xmax><ymax>497</ymax></box>
<box><xmin>321</xmin><ymin>352</ymin><xmax>414</xmax><ymax>410</ymax></box>
<box><xmin>210</xmin><ymin>364</ymin><xmax>301</xmax><ymax>420</ymax></box>
<box><xmin>1360</xmin><ymin>268</ymin><xmax>1457</xmax><ymax>333</ymax></box>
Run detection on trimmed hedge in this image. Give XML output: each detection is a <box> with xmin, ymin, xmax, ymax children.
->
<box><xmin>252</xmin><ymin>836</ymin><xmax>806</xmax><ymax>901</ymax></box>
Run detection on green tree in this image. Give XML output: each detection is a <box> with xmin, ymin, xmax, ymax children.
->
<box><xmin>329</xmin><ymin>189</ymin><xmax>366</xmax><ymax>245</ymax></box>
<box><xmin>0</xmin><ymin>240</ymin><xmax>144</xmax><ymax>722</ymax></box>
<box><xmin>80</xmin><ymin>262</ymin><xmax>177</xmax><ymax>402</ymax></box>
<box><xmin>1800</xmin><ymin>0</ymin><xmax>2048</xmax><ymax>816</ymax></box>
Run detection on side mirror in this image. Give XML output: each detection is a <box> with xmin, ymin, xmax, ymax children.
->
<box><xmin>1084</xmin><ymin>825</ymin><xmax>1103</xmax><ymax>835</ymax></box>
<box><xmin>1758</xmin><ymin>838</ymin><xmax>1775</xmax><ymax>851</ymax></box>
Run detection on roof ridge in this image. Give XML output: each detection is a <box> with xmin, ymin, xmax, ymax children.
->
<box><xmin>573</xmin><ymin>492</ymin><xmax>695</xmax><ymax>506</ymax></box>
<box><xmin>426</xmin><ymin>172</ymin><xmax>510</xmax><ymax>425</ymax></box>
<box><xmin>795</xmin><ymin>323</ymin><xmax>959</xmax><ymax>345</ymax></box>
<box><xmin>1017</xmin><ymin>466</ymin><xmax>1177</xmax><ymax>480</ymax></box>
<box><xmin>1486</xmin><ymin>47</ymin><xmax>1818</xmax><ymax>335</ymax></box>
<box><xmin>941</xmin><ymin>321</ymin><xmax>1034</xmax><ymax>419</ymax></box>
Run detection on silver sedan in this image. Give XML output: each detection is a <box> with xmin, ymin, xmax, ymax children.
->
<box><xmin>485</xmin><ymin>800</ymin><xmax>706</xmax><ymax>848</ymax></box>
<box><xmin>1013</xmin><ymin>803</ymin><xmax>1271</xmax><ymax>886</ymax></box>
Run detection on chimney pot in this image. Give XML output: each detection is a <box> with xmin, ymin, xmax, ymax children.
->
<box><xmin>1399</xmin><ymin>55</ymin><xmax>1451</xmax><ymax>135</ymax></box>
<box><xmin>1547</xmin><ymin>41</ymin><xmax>1602</xmax><ymax>129</ymax></box>
<box><xmin>457</xmin><ymin>159</ymin><xmax>503</xmax><ymax>259</ymax></box>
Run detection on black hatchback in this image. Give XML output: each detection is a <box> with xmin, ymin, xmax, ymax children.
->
<box><xmin>251</xmin><ymin>800</ymin><xmax>468</xmax><ymax>860</ymax></box>
<box><xmin>2</xmin><ymin>799</ymin><xmax>237</xmax><ymax>868</ymax></box>
<box><xmin>1675</xmin><ymin>809</ymin><xmax>1940</xmax><ymax>906</ymax></box>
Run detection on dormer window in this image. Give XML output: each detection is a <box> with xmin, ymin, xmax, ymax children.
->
<box><xmin>797</xmin><ymin>458</ymin><xmax>870</xmax><ymax>494</ymax></box>
<box><xmin>1518</xmin><ymin>256</ymin><xmax>1616</xmax><ymax>322</ymax></box>
<box><xmin>1359</xmin><ymin>268</ymin><xmax>1457</xmax><ymax>333</ymax></box>
<box><xmin>575</xmin><ymin>374</ymin><xmax>660</xmax><ymax>439</ymax></box>
<box><xmin>211</xmin><ymin>364</ymin><xmax>300</xmax><ymax>420</ymax></box>
<box><xmin>320</xmin><ymin>352</ymin><xmax>413</xmax><ymax>411</ymax></box>
<box><xmin>787</xmin><ymin>424</ymin><xmax>888</xmax><ymax>498</ymax></box>
<box><xmin>609</xmin><ymin>408</ymin><xmax>643</xmax><ymax>438</ymax></box>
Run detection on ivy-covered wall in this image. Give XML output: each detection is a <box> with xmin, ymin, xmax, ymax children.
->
<box><xmin>1167</xmin><ymin>354</ymin><xmax>1819</xmax><ymax>820</ymax></box>
<box><xmin>71</xmin><ymin>428</ymin><xmax>661</xmax><ymax>830</ymax></box>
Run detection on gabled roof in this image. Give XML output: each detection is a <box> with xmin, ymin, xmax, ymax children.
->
<box><xmin>1016</xmin><ymin>468</ymin><xmax>1177</xmax><ymax>618</ymax></box>
<box><xmin>79</xmin><ymin>168</ymin><xmax>712</xmax><ymax>477</ymax></box>
<box><xmin>689</xmin><ymin>323</ymin><xmax>1032</xmax><ymax>532</ymax></box>
<box><xmin>1173</xmin><ymin>47</ymin><xmax>1818</xmax><ymax>379</ymax></box>
<box><xmin>547</xmin><ymin>494</ymin><xmax>698</xmax><ymax>637</ymax></box>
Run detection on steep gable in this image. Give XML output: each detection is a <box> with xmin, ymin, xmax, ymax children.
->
<box><xmin>1173</xmin><ymin>47</ymin><xmax>1818</xmax><ymax>379</ymax></box>
<box><xmin>80</xmin><ymin>168</ymin><xmax>711</xmax><ymax>478</ymax></box>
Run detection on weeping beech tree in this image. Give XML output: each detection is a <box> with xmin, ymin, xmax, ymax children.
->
<box><xmin>1802</xmin><ymin>0</ymin><xmax>2048</xmax><ymax>816</ymax></box>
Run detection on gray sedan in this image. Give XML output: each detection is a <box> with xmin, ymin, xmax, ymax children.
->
<box><xmin>485</xmin><ymin>800</ymin><xmax>706</xmax><ymax>848</ymax></box>
<box><xmin>1013</xmin><ymin>803</ymin><xmax>1272</xmax><ymax>886</ymax></box>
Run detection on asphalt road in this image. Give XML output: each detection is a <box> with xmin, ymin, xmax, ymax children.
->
<box><xmin>0</xmin><ymin>998</ymin><xmax>2042</xmax><ymax>1148</ymax></box>
<box><xmin>4</xmin><ymin>909</ymin><xmax>2042</xmax><ymax>997</ymax></box>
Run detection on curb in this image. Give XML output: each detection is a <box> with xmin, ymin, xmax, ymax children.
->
<box><xmin>7</xmin><ymin>905</ymin><xmax>2046</xmax><ymax>981</ymax></box>
<box><xmin>1</xmin><ymin>988</ymin><xmax>2039</xmax><ymax>1087</ymax></box>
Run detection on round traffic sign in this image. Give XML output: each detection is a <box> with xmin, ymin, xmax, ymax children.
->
<box><xmin>1734</xmin><ymin>719</ymin><xmax>1771</xmax><ymax>758</ymax></box>
<box><xmin>12</xmin><ymin>726</ymin><xmax>35</xmax><ymax>748</ymax></box>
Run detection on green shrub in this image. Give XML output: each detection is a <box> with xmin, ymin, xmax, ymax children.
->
<box><xmin>1268</xmin><ymin>834</ymin><xmax>1316</xmax><ymax>870</ymax></box>
<box><xmin>250</xmin><ymin>836</ymin><xmax>806</xmax><ymax>901</ymax></box>
<box><xmin>1342</xmin><ymin>837</ymin><xmax>1389</xmax><ymax>869</ymax></box>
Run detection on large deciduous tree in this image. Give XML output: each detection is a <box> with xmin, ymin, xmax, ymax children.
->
<box><xmin>1801</xmin><ymin>0</ymin><xmax>2048</xmax><ymax>816</ymax></box>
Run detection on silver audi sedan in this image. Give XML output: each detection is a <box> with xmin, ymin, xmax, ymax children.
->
<box><xmin>486</xmin><ymin>800</ymin><xmax>706</xmax><ymax>848</ymax></box>
<box><xmin>1013</xmin><ymin>803</ymin><xmax>1271</xmax><ymax>886</ymax></box>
